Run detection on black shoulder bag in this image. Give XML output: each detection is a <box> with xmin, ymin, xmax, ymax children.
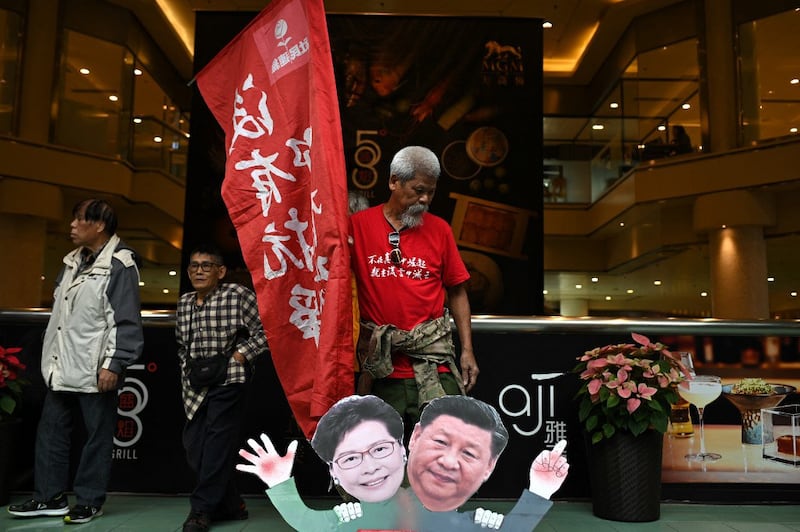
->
<box><xmin>185</xmin><ymin>304</ymin><xmax>231</xmax><ymax>390</ymax></box>
<box><xmin>187</xmin><ymin>354</ymin><xmax>229</xmax><ymax>390</ymax></box>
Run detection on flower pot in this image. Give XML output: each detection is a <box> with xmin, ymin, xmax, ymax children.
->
<box><xmin>0</xmin><ymin>418</ymin><xmax>22</xmax><ymax>505</ymax></box>
<box><xmin>585</xmin><ymin>429</ymin><xmax>663</xmax><ymax>522</ymax></box>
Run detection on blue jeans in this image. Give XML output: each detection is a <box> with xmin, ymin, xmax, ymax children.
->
<box><xmin>183</xmin><ymin>383</ymin><xmax>246</xmax><ymax>514</ymax></box>
<box><xmin>34</xmin><ymin>389</ymin><xmax>119</xmax><ymax>507</ymax></box>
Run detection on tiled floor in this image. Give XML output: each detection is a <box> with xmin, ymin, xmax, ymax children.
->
<box><xmin>1</xmin><ymin>495</ymin><xmax>799</xmax><ymax>532</ymax></box>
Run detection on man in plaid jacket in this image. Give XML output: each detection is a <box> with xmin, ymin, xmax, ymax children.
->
<box><xmin>176</xmin><ymin>244</ymin><xmax>269</xmax><ymax>532</ymax></box>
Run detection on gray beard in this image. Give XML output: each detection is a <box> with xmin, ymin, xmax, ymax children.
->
<box><xmin>401</xmin><ymin>204</ymin><xmax>428</xmax><ymax>228</ymax></box>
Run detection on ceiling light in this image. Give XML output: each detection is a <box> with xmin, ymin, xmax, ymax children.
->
<box><xmin>162</xmin><ymin>288</ymin><xmax>170</xmax><ymax>294</ymax></box>
<box><xmin>153</xmin><ymin>136</ymin><xmax>163</xmax><ymax>143</ymax></box>
<box><xmin>591</xmin><ymin>277</ymin><xmax>599</xmax><ymax>283</ymax></box>
<box><xmin>700</xmin><ymin>291</ymin><xmax>708</xmax><ymax>297</ymax></box>
<box><xmin>619</xmin><ymin>222</ymin><xmax>625</xmax><ymax>227</ymax></box>
<box><xmin>791</xmin><ymin>127</ymin><xmax>798</xmax><ymax>133</ymax></box>
<box><xmin>657</xmin><ymin>125</ymin><xmax>666</xmax><ymax>131</ymax></box>
<box><xmin>605</xmin><ymin>296</ymin><xmax>612</xmax><ymax>301</ymax></box>
<box><xmin>768</xmin><ymin>277</ymin><xmax>775</xmax><ymax>282</ymax></box>
<box><xmin>592</xmin><ymin>124</ymin><xmax>604</xmax><ymax>130</ymax></box>
<box><xmin>721</xmin><ymin>224</ymin><xmax>727</xmax><ymax>229</ymax></box>
<box><xmin>139</xmin><ymin>281</ymin><xmax>145</xmax><ymax>287</ymax></box>
<box><xmin>626</xmin><ymin>289</ymin><xmax>634</xmax><ymax>294</ymax></box>
<box><xmin>134</xmin><ymin>68</ymin><xmax>143</xmax><ymax>76</ymax></box>
<box><xmin>542</xmin><ymin>289</ymin><xmax>548</xmax><ymax>295</ymax></box>
<box><xmin>681</xmin><ymin>103</ymin><xmax>691</xmax><ymax>110</ymax></box>
<box><xmin>108</xmin><ymin>95</ymin><xmax>119</xmax><ymax>102</ymax></box>
<box><xmin>169</xmin><ymin>270</ymin><xmax>177</xmax><ymax>276</ymax></box>
<box><xmin>609</xmin><ymin>102</ymin><xmax>619</xmax><ymax>109</ymax></box>
<box><xmin>79</xmin><ymin>68</ymin><xmax>90</xmax><ymax>75</ymax></box>
<box><xmin>791</xmin><ymin>78</ymin><xmax>799</xmax><ymax>85</ymax></box>
<box><xmin>792</xmin><ymin>291</ymin><xmax>798</xmax><ymax>297</ymax></box>
<box><xmin>542</xmin><ymin>21</ymin><xmax>553</xmax><ymax>29</ymax></box>
<box><xmin>133</xmin><ymin>117</ymin><xmax>142</xmax><ymax>124</ymax></box>
<box><xmin>40</xmin><ymin>275</ymin><xmax>46</xmax><ymax>281</ymax></box>
<box><xmin>575</xmin><ymin>284</ymin><xmax>583</xmax><ymax>289</ymax></box>
<box><xmin>654</xmin><ymin>280</ymin><xmax>662</xmax><ymax>286</ymax></box>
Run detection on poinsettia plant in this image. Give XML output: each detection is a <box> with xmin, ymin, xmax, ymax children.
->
<box><xmin>0</xmin><ymin>345</ymin><xmax>28</xmax><ymax>421</ymax></box>
<box><xmin>574</xmin><ymin>333</ymin><xmax>691</xmax><ymax>444</ymax></box>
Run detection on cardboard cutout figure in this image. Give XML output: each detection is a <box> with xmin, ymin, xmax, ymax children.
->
<box><xmin>237</xmin><ymin>395</ymin><xmax>567</xmax><ymax>531</ymax></box>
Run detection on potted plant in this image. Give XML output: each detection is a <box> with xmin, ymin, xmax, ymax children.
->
<box><xmin>0</xmin><ymin>345</ymin><xmax>28</xmax><ymax>505</ymax></box>
<box><xmin>0</xmin><ymin>346</ymin><xmax>27</xmax><ymax>420</ymax></box>
<box><xmin>573</xmin><ymin>333</ymin><xmax>690</xmax><ymax>522</ymax></box>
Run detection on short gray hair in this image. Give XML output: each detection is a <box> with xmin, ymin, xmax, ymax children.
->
<box><xmin>348</xmin><ymin>191</ymin><xmax>369</xmax><ymax>215</ymax></box>
<box><xmin>390</xmin><ymin>146</ymin><xmax>441</xmax><ymax>183</ymax></box>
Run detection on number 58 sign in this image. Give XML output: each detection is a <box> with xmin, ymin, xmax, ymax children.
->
<box><xmin>350</xmin><ymin>129</ymin><xmax>383</xmax><ymax>190</ymax></box>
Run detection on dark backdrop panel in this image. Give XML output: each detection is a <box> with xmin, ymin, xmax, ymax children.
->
<box><xmin>4</xmin><ymin>314</ymin><xmax>799</xmax><ymax>502</ymax></box>
<box><xmin>182</xmin><ymin>12</ymin><xmax>261</xmax><ymax>294</ymax></box>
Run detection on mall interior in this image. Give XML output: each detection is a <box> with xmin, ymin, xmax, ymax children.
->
<box><xmin>1</xmin><ymin>2</ymin><xmax>800</xmax><ymax>528</ymax></box>
<box><xmin>1</xmin><ymin>0</ymin><xmax>799</xmax><ymax>320</ymax></box>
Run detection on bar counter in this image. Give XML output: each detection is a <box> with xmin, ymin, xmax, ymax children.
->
<box><xmin>663</xmin><ymin>426</ymin><xmax>800</xmax><ymax>483</ymax></box>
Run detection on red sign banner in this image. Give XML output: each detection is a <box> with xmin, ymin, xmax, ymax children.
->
<box><xmin>195</xmin><ymin>0</ymin><xmax>353</xmax><ymax>438</ymax></box>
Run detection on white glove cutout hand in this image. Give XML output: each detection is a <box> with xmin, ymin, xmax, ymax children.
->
<box><xmin>333</xmin><ymin>502</ymin><xmax>363</xmax><ymax>523</ymax></box>
<box><xmin>474</xmin><ymin>507</ymin><xmax>505</xmax><ymax>529</ymax></box>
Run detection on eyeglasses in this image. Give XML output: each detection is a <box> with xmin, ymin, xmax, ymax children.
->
<box><xmin>388</xmin><ymin>231</ymin><xmax>402</xmax><ymax>265</ymax></box>
<box><xmin>332</xmin><ymin>440</ymin><xmax>398</xmax><ymax>470</ymax></box>
<box><xmin>188</xmin><ymin>261</ymin><xmax>220</xmax><ymax>272</ymax></box>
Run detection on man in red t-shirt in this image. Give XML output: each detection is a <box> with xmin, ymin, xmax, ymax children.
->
<box><xmin>350</xmin><ymin>146</ymin><xmax>479</xmax><ymax>439</ymax></box>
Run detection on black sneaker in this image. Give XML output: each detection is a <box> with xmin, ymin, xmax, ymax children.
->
<box><xmin>183</xmin><ymin>511</ymin><xmax>210</xmax><ymax>532</ymax></box>
<box><xmin>8</xmin><ymin>493</ymin><xmax>69</xmax><ymax>517</ymax></box>
<box><xmin>63</xmin><ymin>505</ymin><xmax>103</xmax><ymax>524</ymax></box>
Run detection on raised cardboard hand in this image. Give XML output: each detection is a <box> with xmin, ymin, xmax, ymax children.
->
<box><xmin>236</xmin><ymin>433</ymin><xmax>298</xmax><ymax>488</ymax></box>
<box><xmin>528</xmin><ymin>439</ymin><xmax>569</xmax><ymax>500</ymax></box>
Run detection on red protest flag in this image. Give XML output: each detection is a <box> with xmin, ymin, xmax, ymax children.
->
<box><xmin>195</xmin><ymin>0</ymin><xmax>353</xmax><ymax>438</ymax></box>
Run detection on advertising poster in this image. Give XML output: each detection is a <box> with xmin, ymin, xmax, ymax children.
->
<box><xmin>328</xmin><ymin>15</ymin><xmax>544</xmax><ymax>314</ymax></box>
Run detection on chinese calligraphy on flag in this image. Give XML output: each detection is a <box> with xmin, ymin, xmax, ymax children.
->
<box><xmin>195</xmin><ymin>0</ymin><xmax>353</xmax><ymax>438</ymax></box>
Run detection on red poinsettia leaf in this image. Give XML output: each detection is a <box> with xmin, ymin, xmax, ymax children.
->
<box><xmin>4</xmin><ymin>355</ymin><xmax>25</xmax><ymax>370</ymax></box>
<box><xmin>631</xmin><ymin>332</ymin><xmax>651</xmax><ymax>346</ymax></box>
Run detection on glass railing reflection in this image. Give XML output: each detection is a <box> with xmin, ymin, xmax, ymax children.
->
<box><xmin>131</xmin><ymin>115</ymin><xmax>189</xmax><ymax>179</ymax></box>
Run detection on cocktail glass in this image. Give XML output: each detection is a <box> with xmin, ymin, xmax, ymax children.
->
<box><xmin>678</xmin><ymin>375</ymin><xmax>722</xmax><ymax>461</ymax></box>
